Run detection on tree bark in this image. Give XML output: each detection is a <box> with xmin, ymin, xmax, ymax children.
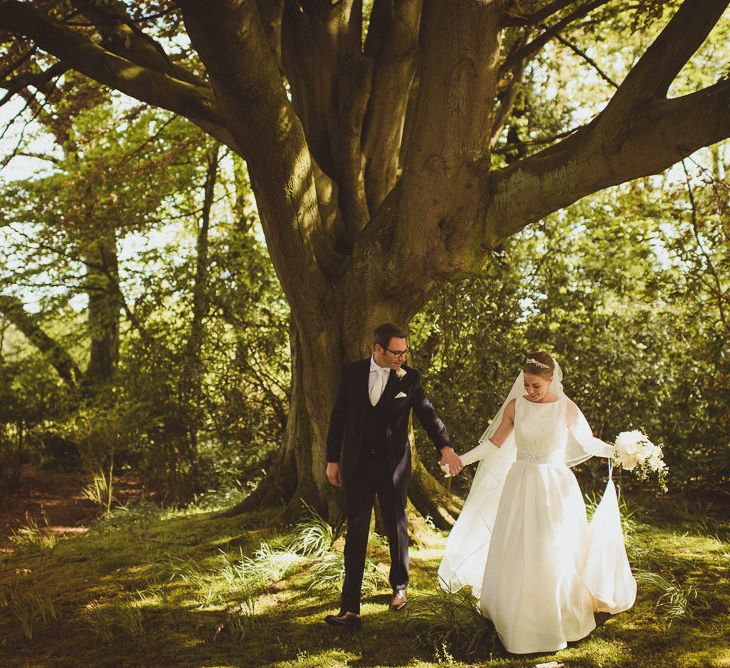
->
<box><xmin>1</xmin><ymin>0</ymin><xmax>729</xmax><ymax>522</ymax></box>
<box><xmin>176</xmin><ymin>144</ymin><xmax>220</xmax><ymax>487</ymax></box>
<box><xmin>84</xmin><ymin>236</ymin><xmax>120</xmax><ymax>387</ymax></box>
<box><xmin>0</xmin><ymin>294</ymin><xmax>82</xmax><ymax>387</ymax></box>
<box><xmin>228</xmin><ymin>306</ymin><xmax>461</xmax><ymax>523</ymax></box>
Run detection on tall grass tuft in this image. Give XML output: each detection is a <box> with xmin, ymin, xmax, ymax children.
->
<box><xmin>80</xmin><ymin>599</ymin><xmax>144</xmax><ymax>642</ymax></box>
<box><xmin>405</xmin><ymin>589</ymin><xmax>497</xmax><ymax>660</ymax></box>
<box><xmin>217</xmin><ymin>600</ymin><xmax>258</xmax><ymax>641</ymax></box>
<box><xmin>9</xmin><ymin>513</ymin><xmax>57</xmax><ymax>553</ymax></box>
<box><xmin>164</xmin><ymin>555</ymin><xmax>220</xmax><ymax>608</ymax></box>
<box><xmin>190</xmin><ymin>481</ymin><xmax>249</xmax><ymax>512</ymax></box>
<box><xmin>305</xmin><ymin>552</ymin><xmax>387</xmax><ymax>593</ymax></box>
<box><xmin>1</xmin><ymin>581</ymin><xmax>60</xmax><ymax>641</ymax></box>
<box><xmin>82</xmin><ymin>463</ymin><xmax>115</xmax><ymax>518</ymax></box>
<box><xmin>635</xmin><ymin>570</ymin><xmax>714</xmax><ymax>627</ymax></box>
<box><xmin>287</xmin><ymin>500</ymin><xmax>340</xmax><ymax>558</ymax></box>
<box><xmin>93</xmin><ymin>500</ymin><xmax>161</xmax><ymax>532</ymax></box>
<box><xmin>179</xmin><ymin>542</ymin><xmax>302</xmax><ymax>610</ymax></box>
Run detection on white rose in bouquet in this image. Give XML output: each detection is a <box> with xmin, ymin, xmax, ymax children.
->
<box><xmin>613</xmin><ymin>430</ymin><xmax>668</xmax><ymax>492</ymax></box>
<box><xmin>614</xmin><ymin>431</ymin><xmax>641</xmax><ymax>470</ymax></box>
<box><xmin>620</xmin><ymin>451</ymin><xmax>639</xmax><ymax>471</ymax></box>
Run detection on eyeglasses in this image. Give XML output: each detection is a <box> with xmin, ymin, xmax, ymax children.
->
<box><xmin>385</xmin><ymin>347</ymin><xmax>409</xmax><ymax>359</ymax></box>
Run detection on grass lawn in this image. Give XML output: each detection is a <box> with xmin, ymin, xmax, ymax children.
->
<box><xmin>1</xmin><ymin>490</ymin><xmax>728</xmax><ymax>667</ymax></box>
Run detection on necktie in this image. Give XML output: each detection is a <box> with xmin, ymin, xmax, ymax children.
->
<box><xmin>370</xmin><ymin>368</ymin><xmax>388</xmax><ymax>406</ymax></box>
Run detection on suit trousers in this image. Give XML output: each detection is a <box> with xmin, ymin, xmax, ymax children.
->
<box><xmin>340</xmin><ymin>450</ymin><xmax>409</xmax><ymax>614</ymax></box>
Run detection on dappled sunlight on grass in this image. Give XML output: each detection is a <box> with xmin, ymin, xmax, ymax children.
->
<box><xmin>0</xmin><ymin>494</ymin><xmax>728</xmax><ymax>666</ymax></box>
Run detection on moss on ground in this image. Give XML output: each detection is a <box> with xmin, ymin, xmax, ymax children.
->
<box><xmin>0</xmin><ymin>494</ymin><xmax>728</xmax><ymax>667</ymax></box>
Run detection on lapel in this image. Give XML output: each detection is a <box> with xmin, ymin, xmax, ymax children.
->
<box><xmin>357</xmin><ymin>358</ymin><xmax>372</xmax><ymax>407</ymax></box>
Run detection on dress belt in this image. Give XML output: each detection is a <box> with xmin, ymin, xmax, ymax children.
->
<box><xmin>516</xmin><ymin>450</ymin><xmax>564</xmax><ymax>465</ymax></box>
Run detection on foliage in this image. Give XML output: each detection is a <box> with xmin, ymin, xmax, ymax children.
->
<box><xmin>412</xmin><ymin>157</ymin><xmax>729</xmax><ymax>496</ymax></box>
<box><xmin>0</xmin><ymin>94</ymin><xmax>289</xmax><ymax>499</ymax></box>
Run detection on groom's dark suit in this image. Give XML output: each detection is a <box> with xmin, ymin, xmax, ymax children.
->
<box><xmin>327</xmin><ymin>358</ymin><xmax>450</xmax><ymax>614</ymax></box>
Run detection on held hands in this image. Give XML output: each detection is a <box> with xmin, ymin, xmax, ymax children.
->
<box><xmin>326</xmin><ymin>462</ymin><xmax>342</xmax><ymax>487</ymax></box>
<box><xmin>439</xmin><ymin>446</ymin><xmax>464</xmax><ymax>477</ymax></box>
<box><xmin>327</xmin><ymin>448</ymin><xmax>463</xmax><ymax>485</ymax></box>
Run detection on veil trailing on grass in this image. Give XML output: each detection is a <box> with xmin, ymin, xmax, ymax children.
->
<box><xmin>437</xmin><ymin>368</ymin><xmax>528</xmax><ymax>597</ymax></box>
<box><xmin>438</xmin><ymin>360</ymin><xmax>632</xmax><ymax>608</ymax></box>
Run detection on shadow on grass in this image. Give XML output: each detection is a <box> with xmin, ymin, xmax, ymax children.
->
<box><xmin>3</xmin><ymin>492</ymin><xmax>730</xmax><ymax>667</ymax></box>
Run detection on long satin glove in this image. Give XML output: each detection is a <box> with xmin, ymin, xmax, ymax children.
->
<box><xmin>459</xmin><ymin>438</ymin><xmax>500</xmax><ymax>466</ymax></box>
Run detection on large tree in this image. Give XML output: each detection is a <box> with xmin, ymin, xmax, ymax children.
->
<box><xmin>1</xmin><ymin>0</ymin><xmax>728</xmax><ymax>521</ymax></box>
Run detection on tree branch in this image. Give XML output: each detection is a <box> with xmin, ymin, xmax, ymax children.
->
<box><xmin>602</xmin><ymin>0</ymin><xmax>729</xmax><ymax>123</ymax></box>
<box><xmin>499</xmin><ymin>0</ymin><xmax>612</xmax><ymax>78</ymax></box>
<box><xmin>488</xmin><ymin>77</ymin><xmax>730</xmax><ymax>243</ymax></box>
<box><xmin>490</xmin><ymin>56</ymin><xmax>526</xmax><ymax>148</ymax></box>
<box><xmin>491</xmin><ymin>123</ymin><xmax>583</xmax><ymax>155</ymax></box>
<box><xmin>0</xmin><ymin>60</ymin><xmax>68</xmax><ymax>106</ymax></box>
<box><xmin>0</xmin><ymin>0</ymin><xmax>237</xmax><ymax>148</ymax></box>
<box><xmin>0</xmin><ymin>43</ymin><xmax>37</xmax><ymax>80</ymax></box>
<box><xmin>361</xmin><ymin>0</ymin><xmax>422</xmax><ymax>214</ymax></box>
<box><xmin>490</xmin><ymin>1</ymin><xmax>613</xmax><ymax>154</ymax></box>
<box><xmin>553</xmin><ymin>32</ymin><xmax>618</xmax><ymax>88</ymax></box>
<box><xmin>71</xmin><ymin>0</ymin><xmax>205</xmax><ymax>88</ymax></box>
<box><xmin>501</xmin><ymin>0</ymin><xmax>579</xmax><ymax>27</ymax></box>
<box><xmin>176</xmin><ymin>0</ymin><xmax>331</xmax><ymax>324</ymax></box>
<box><xmin>487</xmin><ymin>0</ymin><xmax>730</xmax><ymax>245</ymax></box>
<box><xmin>0</xmin><ymin>294</ymin><xmax>82</xmax><ymax>386</ymax></box>
<box><xmin>281</xmin><ymin>0</ymin><xmax>371</xmax><ymax>239</ymax></box>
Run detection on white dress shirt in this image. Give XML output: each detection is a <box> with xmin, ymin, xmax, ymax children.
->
<box><xmin>369</xmin><ymin>356</ymin><xmax>391</xmax><ymax>406</ymax></box>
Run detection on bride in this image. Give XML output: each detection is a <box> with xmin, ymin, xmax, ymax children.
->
<box><xmin>438</xmin><ymin>351</ymin><xmax>636</xmax><ymax>654</ymax></box>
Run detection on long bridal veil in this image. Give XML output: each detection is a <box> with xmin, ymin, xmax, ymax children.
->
<box><xmin>437</xmin><ymin>369</ymin><xmax>530</xmax><ymax>597</ymax></box>
<box><xmin>438</xmin><ymin>360</ymin><xmax>636</xmax><ymax>613</ymax></box>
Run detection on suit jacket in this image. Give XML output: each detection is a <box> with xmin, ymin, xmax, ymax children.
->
<box><xmin>326</xmin><ymin>358</ymin><xmax>450</xmax><ymax>487</ymax></box>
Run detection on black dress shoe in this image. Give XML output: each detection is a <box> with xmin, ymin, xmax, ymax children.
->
<box><xmin>324</xmin><ymin>611</ymin><xmax>361</xmax><ymax>628</ymax></box>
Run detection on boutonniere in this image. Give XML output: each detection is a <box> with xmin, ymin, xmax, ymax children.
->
<box><xmin>395</xmin><ymin>367</ymin><xmax>407</xmax><ymax>380</ymax></box>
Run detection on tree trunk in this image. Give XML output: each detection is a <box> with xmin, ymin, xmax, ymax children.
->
<box><xmin>0</xmin><ymin>295</ymin><xmax>82</xmax><ymax>387</ymax></box>
<box><xmin>3</xmin><ymin>0</ymin><xmax>729</xmax><ymax>524</ymax></box>
<box><xmin>177</xmin><ymin>144</ymin><xmax>220</xmax><ymax>488</ymax></box>
<box><xmin>229</xmin><ymin>286</ymin><xmax>461</xmax><ymax>524</ymax></box>
<box><xmin>84</xmin><ymin>235</ymin><xmax>120</xmax><ymax>388</ymax></box>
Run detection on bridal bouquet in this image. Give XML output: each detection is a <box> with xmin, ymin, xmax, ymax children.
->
<box><xmin>613</xmin><ymin>430</ymin><xmax>668</xmax><ymax>492</ymax></box>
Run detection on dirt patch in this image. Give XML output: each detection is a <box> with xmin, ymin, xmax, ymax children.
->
<box><xmin>0</xmin><ymin>466</ymin><xmax>147</xmax><ymax>552</ymax></box>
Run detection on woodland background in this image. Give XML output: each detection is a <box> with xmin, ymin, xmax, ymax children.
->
<box><xmin>0</xmin><ymin>1</ymin><xmax>728</xmax><ymax>665</ymax></box>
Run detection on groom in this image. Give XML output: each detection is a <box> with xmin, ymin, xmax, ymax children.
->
<box><xmin>324</xmin><ymin>322</ymin><xmax>462</xmax><ymax>627</ymax></box>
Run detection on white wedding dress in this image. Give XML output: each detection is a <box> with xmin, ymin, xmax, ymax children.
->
<box><xmin>439</xmin><ymin>382</ymin><xmax>636</xmax><ymax>654</ymax></box>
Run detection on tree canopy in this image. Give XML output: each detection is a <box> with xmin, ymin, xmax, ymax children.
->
<box><xmin>1</xmin><ymin>0</ymin><xmax>728</xmax><ymax>515</ymax></box>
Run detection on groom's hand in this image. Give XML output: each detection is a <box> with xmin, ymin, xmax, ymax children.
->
<box><xmin>439</xmin><ymin>446</ymin><xmax>463</xmax><ymax>476</ymax></box>
<box><xmin>326</xmin><ymin>462</ymin><xmax>342</xmax><ymax>487</ymax></box>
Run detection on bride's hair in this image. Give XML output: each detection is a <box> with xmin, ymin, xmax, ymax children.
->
<box><xmin>524</xmin><ymin>351</ymin><xmax>555</xmax><ymax>379</ymax></box>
